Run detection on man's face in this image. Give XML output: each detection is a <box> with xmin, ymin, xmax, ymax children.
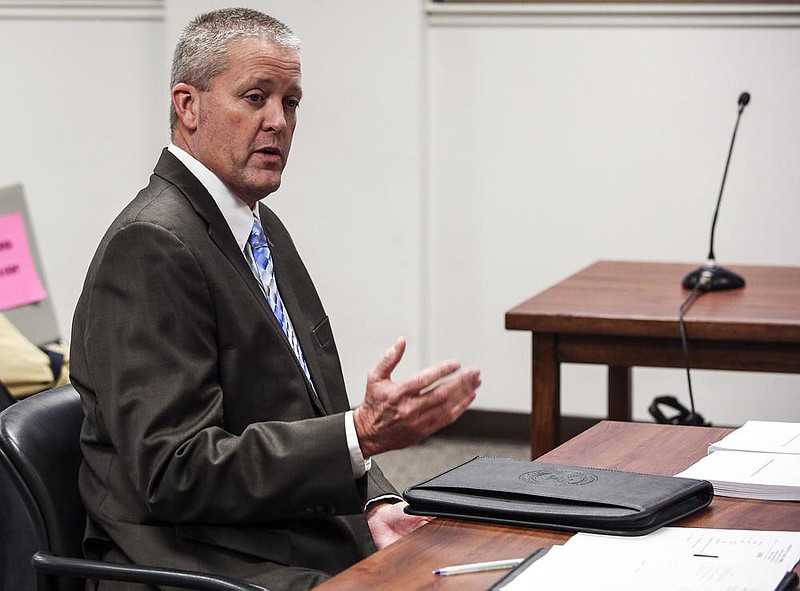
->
<box><xmin>186</xmin><ymin>38</ymin><xmax>302</xmax><ymax>207</ymax></box>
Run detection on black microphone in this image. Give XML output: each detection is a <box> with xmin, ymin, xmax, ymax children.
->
<box><xmin>682</xmin><ymin>91</ymin><xmax>751</xmax><ymax>291</ymax></box>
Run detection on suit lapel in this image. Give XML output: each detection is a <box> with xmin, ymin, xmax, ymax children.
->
<box><xmin>153</xmin><ymin>149</ymin><xmax>326</xmax><ymax>414</ymax></box>
<box><xmin>153</xmin><ymin>150</ymin><xmax>269</xmax><ymax>317</ymax></box>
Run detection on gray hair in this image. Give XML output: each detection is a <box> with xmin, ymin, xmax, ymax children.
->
<box><xmin>169</xmin><ymin>7</ymin><xmax>300</xmax><ymax>129</ymax></box>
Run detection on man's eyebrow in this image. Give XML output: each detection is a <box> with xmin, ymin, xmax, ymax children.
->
<box><xmin>245</xmin><ymin>77</ymin><xmax>302</xmax><ymax>95</ymax></box>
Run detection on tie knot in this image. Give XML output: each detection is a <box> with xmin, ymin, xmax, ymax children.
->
<box><xmin>249</xmin><ymin>218</ymin><xmax>268</xmax><ymax>250</ymax></box>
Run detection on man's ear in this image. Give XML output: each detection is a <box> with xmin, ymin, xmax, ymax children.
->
<box><xmin>172</xmin><ymin>83</ymin><xmax>199</xmax><ymax>131</ymax></box>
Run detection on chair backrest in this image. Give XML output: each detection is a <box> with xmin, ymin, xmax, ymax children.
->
<box><xmin>0</xmin><ymin>384</ymin><xmax>85</xmax><ymax>591</ymax></box>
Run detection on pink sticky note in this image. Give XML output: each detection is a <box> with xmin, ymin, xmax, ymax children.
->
<box><xmin>0</xmin><ymin>211</ymin><xmax>48</xmax><ymax>311</ymax></box>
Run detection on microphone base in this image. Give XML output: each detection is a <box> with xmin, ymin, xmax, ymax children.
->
<box><xmin>682</xmin><ymin>265</ymin><xmax>746</xmax><ymax>292</ymax></box>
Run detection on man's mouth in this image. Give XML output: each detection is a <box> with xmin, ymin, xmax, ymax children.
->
<box><xmin>255</xmin><ymin>147</ymin><xmax>283</xmax><ymax>162</ymax></box>
<box><xmin>255</xmin><ymin>147</ymin><xmax>282</xmax><ymax>160</ymax></box>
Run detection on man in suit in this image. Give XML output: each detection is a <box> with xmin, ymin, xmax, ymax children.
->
<box><xmin>70</xmin><ymin>8</ymin><xmax>481</xmax><ymax>591</ymax></box>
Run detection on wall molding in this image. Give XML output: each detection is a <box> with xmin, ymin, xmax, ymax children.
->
<box><xmin>426</xmin><ymin>2</ymin><xmax>800</xmax><ymax>27</ymax></box>
<box><xmin>0</xmin><ymin>0</ymin><xmax>163</xmax><ymax>21</ymax></box>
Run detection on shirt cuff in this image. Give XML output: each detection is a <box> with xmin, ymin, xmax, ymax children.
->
<box><xmin>345</xmin><ymin>409</ymin><xmax>371</xmax><ymax>478</ymax></box>
<box><xmin>365</xmin><ymin>494</ymin><xmax>404</xmax><ymax>510</ymax></box>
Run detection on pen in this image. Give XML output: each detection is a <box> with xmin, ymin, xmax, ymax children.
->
<box><xmin>433</xmin><ymin>558</ymin><xmax>525</xmax><ymax>576</ymax></box>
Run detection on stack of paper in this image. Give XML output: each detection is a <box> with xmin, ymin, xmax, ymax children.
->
<box><xmin>674</xmin><ymin>421</ymin><xmax>800</xmax><ymax>501</ymax></box>
<box><xmin>497</xmin><ymin>528</ymin><xmax>800</xmax><ymax>591</ymax></box>
<box><xmin>676</xmin><ymin>451</ymin><xmax>800</xmax><ymax>501</ymax></box>
<box><xmin>708</xmin><ymin>421</ymin><xmax>800</xmax><ymax>455</ymax></box>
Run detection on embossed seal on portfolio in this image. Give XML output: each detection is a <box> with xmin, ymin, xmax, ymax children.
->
<box><xmin>519</xmin><ymin>468</ymin><xmax>598</xmax><ymax>486</ymax></box>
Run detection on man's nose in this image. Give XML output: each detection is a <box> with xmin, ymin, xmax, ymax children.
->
<box><xmin>262</xmin><ymin>99</ymin><xmax>287</xmax><ymax>133</ymax></box>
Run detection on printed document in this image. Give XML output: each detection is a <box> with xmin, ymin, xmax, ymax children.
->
<box><xmin>498</xmin><ymin>528</ymin><xmax>800</xmax><ymax>591</ymax></box>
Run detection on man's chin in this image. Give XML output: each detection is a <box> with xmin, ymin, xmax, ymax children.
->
<box><xmin>241</xmin><ymin>175</ymin><xmax>282</xmax><ymax>205</ymax></box>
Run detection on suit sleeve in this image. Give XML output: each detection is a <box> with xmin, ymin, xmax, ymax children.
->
<box><xmin>367</xmin><ymin>463</ymin><xmax>400</xmax><ymax>500</ymax></box>
<box><xmin>78</xmin><ymin>220</ymin><xmax>368</xmax><ymax>524</ymax></box>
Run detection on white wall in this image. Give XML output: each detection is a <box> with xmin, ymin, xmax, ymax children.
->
<box><xmin>426</xmin><ymin>5</ymin><xmax>800</xmax><ymax>424</ymax></box>
<box><xmin>2</xmin><ymin>1</ymin><xmax>798</xmax><ymax>427</ymax></box>
<box><xmin>0</xmin><ymin>1</ymin><xmax>168</xmax><ymax>345</ymax></box>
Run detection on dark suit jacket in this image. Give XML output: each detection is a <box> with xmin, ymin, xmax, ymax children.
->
<box><xmin>70</xmin><ymin>149</ymin><xmax>397</xmax><ymax>589</ymax></box>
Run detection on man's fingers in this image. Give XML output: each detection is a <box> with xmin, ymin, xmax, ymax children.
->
<box><xmin>415</xmin><ymin>366</ymin><xmax>481</xmax><ymax>405</ymax></box>
<box><xmin>360</xmin><ymin>341</ymin><xmax>482</xmax><ymax>456</ymax></box>
<box><xmin>413</xmin><ymin>367</ymin><xmax>481</xmax><ymax>431</ymax></box>
<box><xmin>401</xmin><ymin>359</ymin><xmax>462</xmax><ymax>395</ymax></box>
<box><xmin>369</xmin><ymin>337</ymin><xmax>406</xmax><ymax>381</ymax></box>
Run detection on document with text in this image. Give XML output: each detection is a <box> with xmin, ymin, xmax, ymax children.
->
<box><xmin>497</xmin><ymin>528</ymin><xmax>800</xmax><ymax>591</ymax></box>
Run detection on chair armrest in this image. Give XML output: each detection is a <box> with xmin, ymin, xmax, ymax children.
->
<box><xmin>32</xmin><ymin>552</ymin><xmax>269</xmax><ymax>591</ymax></box>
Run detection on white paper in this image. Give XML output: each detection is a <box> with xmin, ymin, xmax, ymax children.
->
<box><xmin>676</xmin><ymin>451</ymin><xmax>800</xmax><ymax>500</ymax></box>
<box><xmin>709</xmin><ymin>421</ymin><xmax>800</xmax><ymax>455</ymax></box>
<box><xmin>562</xmin><ymin>528</ymin><xmax>800</xmax><ymax>569</ymax></box>
<box><xmin>499</xmin><ymin>528</ymin><xmax>800</xmax><ymax>591</ymax></box>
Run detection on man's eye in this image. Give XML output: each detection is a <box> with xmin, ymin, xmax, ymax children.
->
<box><xmin>245</xmin><ymin>93</ymin><xmax>264</xmax><ymax>103</ymax></box>
<box><xmin>285</xmin><ymin>98</ymin><xmax>300</xmax><ymax>110</ymax></box>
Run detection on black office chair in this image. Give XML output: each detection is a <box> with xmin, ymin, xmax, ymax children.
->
<box><xmin>0</xmin><ymin>384</ymin><xmax>267</xmax><ymax>591</ymax></box>
<box><xmin>0</xmin><ymin>379</ymin><xmax>15</xmax><ymax>410</ymax></box>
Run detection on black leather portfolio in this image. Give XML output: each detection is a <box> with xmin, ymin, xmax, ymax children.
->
<box><xmin>403</xmin><ymin>456</ymin><xmax>713</xmax><ymax>536</ymax></box>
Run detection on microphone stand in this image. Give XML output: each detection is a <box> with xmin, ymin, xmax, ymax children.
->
<box><xmin>669</xmin><ymin>92</ymin><xmax>751</xmax><ymax>427</ymax></box>
<box><xmin>682</xmin><ymin>93</ymin><xmax>750</xmax><ymax>292</ymax></box>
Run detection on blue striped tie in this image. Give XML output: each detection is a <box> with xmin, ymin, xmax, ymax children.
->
<box><xmin>248</xmin><ymin>217</ymin><xmax>312</xmax><ymax>383</ymax></box>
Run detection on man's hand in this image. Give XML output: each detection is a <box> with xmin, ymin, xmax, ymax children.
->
<box><xmin>354</xmin><ymin>337</ymin><xmax>481</xmax><ymax>458</ymax></box>
<box><xmin>366</xmin><ymin>501</ymin><xmax>434</xmax><ymax>549</ymax></box>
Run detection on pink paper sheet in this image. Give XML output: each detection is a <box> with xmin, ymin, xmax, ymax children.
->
<box><xmin>0</xmin><ymin>211</ymin><xmax>48</xmax><ymax>311</ymax></box>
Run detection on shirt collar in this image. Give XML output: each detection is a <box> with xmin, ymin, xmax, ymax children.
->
<box><xmin>167</xmin><ymin>144</ymin><xmax>258</xmax><ymax>252</ymax></box>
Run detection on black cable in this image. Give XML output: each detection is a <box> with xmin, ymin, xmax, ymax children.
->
<box><xmin>678</xmin><ymin>275</ymin><xmax>711</xmax><ymax>418</ymax></box>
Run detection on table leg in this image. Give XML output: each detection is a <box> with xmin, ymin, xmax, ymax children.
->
<box><xmin>607</xmin><ymin>365</ymin><xmax>632</xmax><ymax>421</ymax></box>
<box><xmin>531</xmin><ymin>333</ymin><xmax>559</xmax><ymax>459</ymax></box>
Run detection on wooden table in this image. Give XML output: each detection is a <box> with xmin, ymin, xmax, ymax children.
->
<box><xmin>316</xmin><ymin>421</ymin><xmax>800</xmax><ymax>591</ymax></box>
<box><xmin>505</xmin><ymin>260</ymin><xmax>800</xmax><ymax>458</ymax></box>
